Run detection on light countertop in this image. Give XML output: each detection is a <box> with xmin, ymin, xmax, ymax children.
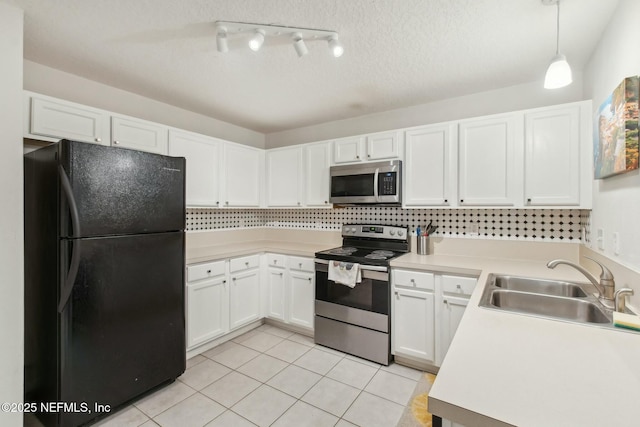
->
<box><xmin>186</xmin><ymin>240</ymin><xmax>334</xmax><ymax>265</ymax></box>
<box><xmin>391</xmin><ymin>253</ymin><xmax>640</xmax><ymax>427</ymax></box>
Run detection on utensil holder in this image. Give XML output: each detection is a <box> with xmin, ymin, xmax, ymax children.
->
<box><xmin>417</xmin><ymin>235</ymin><xmax>429</xmax><ymax>255</ymax></box>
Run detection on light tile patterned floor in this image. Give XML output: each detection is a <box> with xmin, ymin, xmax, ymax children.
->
<box><xmin>25</xmin><ymin>324</ymin><xmax>424</xmax><ymax>427</ymax></box>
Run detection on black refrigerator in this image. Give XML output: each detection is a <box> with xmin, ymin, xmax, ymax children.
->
<box><xmin>24</xmin><ymin>139</ymin><xmax>187</xmax><ymax>427</ymax></box>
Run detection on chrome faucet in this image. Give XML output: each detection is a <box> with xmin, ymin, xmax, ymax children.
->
<box><xmin>546</xmin><ymin>257</ymin><xmax>615</xmax><ymax>308</ymax></box>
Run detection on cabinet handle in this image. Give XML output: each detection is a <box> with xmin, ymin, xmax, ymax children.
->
<box><xmin>95</xmin><ymin>137</ymin><xmax>102</xmax><ymax>143</ymax></box>
<box><xmin>113</xmin><ymin>140</ymin><xmax>120</xmax><ymax>145</ymax></box>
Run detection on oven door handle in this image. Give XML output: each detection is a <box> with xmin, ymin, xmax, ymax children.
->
<box><xmin>314</xmin><ymin>259</ymin><xmax>388</xmax><ymax>272</ymax></box>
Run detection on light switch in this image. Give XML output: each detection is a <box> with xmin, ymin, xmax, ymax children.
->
<box><xmin>597</xmin><ymin>228</ymin><xmax>605</xmax><ymax>250</ymax></box>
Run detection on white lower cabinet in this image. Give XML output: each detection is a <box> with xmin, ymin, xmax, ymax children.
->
<box><xmin>264</xmin><ymin>253</ymin><xmax>315</xmax><ymax>332</ymax></box>
<box><xmin>186</xmin><ymin>255</ymin><xmax>261</xmax><ymax>352</ymax></box>
<box><xmin>392</xmin><ymin>269</ymin><xmax>477</xmax><ymax>367</ymax></box>
<box><xmin>186</xmin><ymin>261</ymin><xmax>228</xmax><ymax>349</ymax></box>
<box><xmin>288</xmin><ymin>270</ymin><xmax>314</xmax><ymax>329</ymax></box>
<box><xmin>393</xmin><ymin>287</ymin><xmax>436</xmax><ymax>363</ymax></box>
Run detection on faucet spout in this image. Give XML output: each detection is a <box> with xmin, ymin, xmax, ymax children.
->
<box><xmin>546</xmin><ymin>257</ymin><xmax>616</xmax><ymax>308</ymax></box>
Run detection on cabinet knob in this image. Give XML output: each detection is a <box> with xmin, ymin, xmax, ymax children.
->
<box><xmin>410</xmin><ymin>278</ymin><xmax>415</xmax><ymax>283</ymax></box>
<box><xmin>207</xmin><ymin>269</ymin><xmax>212</xmax><ymax>274</ymax></box>
<box><xmin>367</xmin><ymin>154</ymin><xmax>370</xmax><ymax>158</ymax></box>
<box><xmin>394</xmin><ymin>291</ymin><xmax>399</xmax><ymax>296</ymax></box>
<box><xmin>299</xmin><ymin>263</ymin><xmax>303</xmax><ymax>268</ymax></box>
<box><xmin>279</xmin><ymin>272</ymin><xmax>283</xmax><ymax>276</ymax></box>
<box><xmin>460</xmin><ymin>199</ymin><xmax>464</xmax><ymax>203</ymax></box>
<box><xmin>216</xmin><ymin>201</ymin><xmax>219</xmax><ymax>205</ymax></box>
<box><xmin>527</xmin><ymin>198</ymin><xmax>532</xmax><ymax>203</ymax></box>
<box><xmin>457</xmin><ymin>284</ymin><xmax>461</xmax><ymax>289</ymax></box>
<box><xmin>113</xmin><ymin>140</ymin><xmax>120</xmax><ymax>145</ymax></box>
<box><xmin>273</xmin><ymin>259</ymin><xmax>277</xmax><ymax>264</ymax></box>
<box><xmin>223</xmin><ymin>279</ymin><xmax>226</xmax><ymax>284</ymax></box>
<box><xmin>95</xmin><ymin>137</ymin><xmax>102</xmax><ymax>143</ymax></box>
<box><xmin>308</xmin><ymin>277</ymin><xmax>312</xmax><ymax>282</ymax></box>
<box><xmin>324</xmin><ymin>201</ymin><xmax>328</xmax><ymax>204</ymax></box>
<box><xmin>232</xmin><ymin>277</ymin><xmax>236</xmax><ymax>281</ymax></box>
<box><xmin>245</xmin><ymin>262</ymin><xmax>249</xmax><ymax>266</ymax></box>
<box><xmin>444</xmin><ymin>199</ymin><xmax>448</xmax><ymax>203</ymax></box>
<box><xmin>297</xmin><ymin>202</ymin><xmax>301</xmax><ymax>206</ymax></box>
<box><xmin>356</xmin><ymin>155</ymin><xmax>360</xmax><ymax>159</ymax></box>
<box><xmin>225</xmin><ymin>201</ymin><xmax>229</xmax><ymax>205</ymax></box>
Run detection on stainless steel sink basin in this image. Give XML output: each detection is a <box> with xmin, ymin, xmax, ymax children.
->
<box><xmin>479</xmin><ymin>273</ymin><xmax>613</xmax><ymax>326</ymax></box>
<box><xmin>492</xmin><ymin>275</ymin><xmax>589</xmax><ymax>298</ymax></box>
<box><xmin>488</xmin><ymin>290</ymin><xmax>610</xmax><ymax>323</ymax></box>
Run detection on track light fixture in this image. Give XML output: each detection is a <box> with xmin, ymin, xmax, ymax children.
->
<box><xmin>542</xmin><ymin>0</ymin><xmax>572</xmax><ymax>89</ymax></box>
<box><xmin>214</xmin><ymin>21</ymin><xmax>343</xmax><ymax>59</ymax></box>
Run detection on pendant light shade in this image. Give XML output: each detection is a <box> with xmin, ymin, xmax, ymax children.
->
<box><xmin>544</xmin><ymin>53</ymin><xmax>572</xmax><ymax>89</ymax></box>
<box><xmin>543</xmin><ymin>0</ymin><xmax>572</xmax><ymax>89</ymax></box>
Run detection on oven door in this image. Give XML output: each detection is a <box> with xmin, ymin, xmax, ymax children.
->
<box><xmin>314</xmin><ymin>261</ymin><xmax>390</xmax><ymax>332</ymax></box>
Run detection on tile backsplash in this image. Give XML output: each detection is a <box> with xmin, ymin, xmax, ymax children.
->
<box><xmin>187</xmin><ymin>207</ymin><xmax>589</xmax><ymax>242</ymax></box>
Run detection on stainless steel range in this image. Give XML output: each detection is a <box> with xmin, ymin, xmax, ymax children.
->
<box><xmin>314</xmin><ymin>224</ymin><xmax>410</xmax><ymax>365</ymax></box>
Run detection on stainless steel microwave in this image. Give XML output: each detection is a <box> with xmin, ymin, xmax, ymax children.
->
<box><xmin>329</xmin><ymin>160</ymin><xmax>402</xmax><ymax>205</ymax></box>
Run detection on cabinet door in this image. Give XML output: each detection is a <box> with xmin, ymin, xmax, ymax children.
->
<box><xmin>404</xmin><ymin>124</ymin><xmax>453</xmax><ymax>206</ymax></box>
<box><xmin>524</xmin><ymin>106</ymin><xmax>580</xmax><ymax>206</ymax></box>
<box><xmin>439</xmin><ymin>296</ymin><xmax>469</xmax><ymax>364</ymax></box>
<box><xmin>392</xmin><ymin>287</ymin><xmax>435</xmax><ymax>362</ymax></box>
<box><xmin>305</xmin><ymin>142</ymin><xmax>332</xmax><ymax>207</ymax></box>
<box><xmin>458</xmin><ymin>115</ymin><xmax>519</xmax><ymax>206</ymax></box>
<box><xmin>366</xmin><ymin>131</ymin><xmax>400</xmax><ymax>160</ymax></box>
<box><xmin>333</xmin><ymin>136</ymin><xmax>364</xmax><ymax>163</ymax></box>
<box><xmin>28</xmin><ymin>95</ymin><xmax>109</xmax><ymax>145</ymax></box>
<box><xmin>223</xmin><ymin>143</ymin><xmax>261</xmax><ymax>207</ymax></box>
<box><xmin>266</xmin><ymin>147</ymin><xmax>303</xmax><ymax>207</ymax></box>
<box><xmin>288</xmin><ymin>271</ymin><xmax>314</xmax><ymax>329</ymax></box>
<box><xmin>229</xmin><ymin>269</ymin><xmax>261</xmax><ymax>329</ymax></box>
<box><xmin>187</xmin><ymin>276</ymin><xmax>228</xmax><ymax>349</ymax></box>
<box><xmin>267</xmin><ymin>268</ymin><xmax>286</xmax><ymax>321</ymax></box>
<box><xmin>111</xmin><ymin>116</ymin><xmax>168</xmax><ymax>154</ymax></box>
<box><xmin>168</xmin><ymin>130</ymin><xmax>221</xmax><ymax>207</ymax></box>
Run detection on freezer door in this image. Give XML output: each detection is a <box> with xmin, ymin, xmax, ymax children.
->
<box><xmin>59</xmin><ymin>139</ymin><xmax>185</xmax><ymax>238</ymax></box>
<box><xmin>58</xmin><ymin>232</ymin><xmax>185</xmax><ymax>427</ymax></box>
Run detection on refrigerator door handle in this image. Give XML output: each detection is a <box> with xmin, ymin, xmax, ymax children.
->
<box><xmin>58</xmin><ymin>164</ymin><xmax>82</xmax><ymax>313</ymax></box>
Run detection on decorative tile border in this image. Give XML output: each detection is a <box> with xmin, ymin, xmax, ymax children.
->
<box><xmin>187</xmin><ymin>207</ymin><xmax>587</xmax><ymax>242</ymax></box>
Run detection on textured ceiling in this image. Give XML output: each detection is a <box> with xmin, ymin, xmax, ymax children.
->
<box><xmin>7</xmin><ymin>0</ymin><xmax>618</xmax><ymax>133</ymax></box>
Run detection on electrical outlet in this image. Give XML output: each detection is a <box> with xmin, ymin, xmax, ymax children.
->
<box><xmin>469</xmin><ymin>222</ymin><xmax>479</xmax><ymax>236</ymax></box>
<box><xmin>597</xmin><ymin>228</ymin><xmax>605</xmax><ymax>250</ymax></box>
<box><xmin>613</xmin><ymin>232</ymin><xmax>620</xmax><ymax>255</ymax></box>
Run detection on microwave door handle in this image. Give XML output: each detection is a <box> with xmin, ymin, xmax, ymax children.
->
<box><xmin>373</xmin><ymin>168</ymin><xmax>379</xmax><ymax>201</ymax></box>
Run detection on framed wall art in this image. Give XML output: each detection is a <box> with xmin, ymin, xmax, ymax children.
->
<box><xmin>593</xmin><ymin>76</ymin><xmax>639</xmax><ymax>179</ymax></box>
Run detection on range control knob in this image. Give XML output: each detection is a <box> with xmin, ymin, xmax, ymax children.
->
<box><xmin>397</xmin><ymin>230</ymin><xmax>405</xmax><ymax>237</ymax></box>
<box><xmin>350</xmin><ymin>227</ymin><xmax>357</xmax><ymax>233</ymax></box>
<box><xmin>389</xmin><ymin>230</ymin><xmax>396</xmax><ymax>236</ymax></box>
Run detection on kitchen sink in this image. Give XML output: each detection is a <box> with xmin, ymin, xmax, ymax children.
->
<box><xmin>492</xmin><ymin>275</ymin><xmax>589</xmax><ymax>298</ymax></box>
<box><xmin>479</xmin><ymin>273</ymin><xmax>613</xmax><ymax>326</ymax></box>
<box><xmin>488</xmin><ymin>290</ymin><xmax>610</xmax><ymax>323</ymax></box>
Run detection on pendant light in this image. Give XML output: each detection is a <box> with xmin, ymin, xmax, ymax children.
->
<box><xmin>544</xmin><ymin>0</ymin><xmax>572</xmax><ymax>89</ymax></box>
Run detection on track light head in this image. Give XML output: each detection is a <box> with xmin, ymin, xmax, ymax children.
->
<box><xmin>328</xmin><ymin>34</ymin><xmax>344</xmax><ymax>58</ymax></box>
<box><xmin>216</xmin><ymin>26</ymin><xmax>228</xmax><ymax>53</ymax></box>
<box><xmin>249</xmin><ymin>29</ymin><xmax>265</xmax><ymax>51</ymax></box>
<box><xmin>293</xmin><ymin>33</ymin><xmax>308</xmax><ymax>57</ymax></box>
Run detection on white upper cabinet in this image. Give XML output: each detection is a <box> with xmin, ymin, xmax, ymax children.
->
<box><xmin>404</xmin><ymin>124</ymin><xmax>455</xmax><ymax>207</ymax></box>
<box><xmin>111</xmin><ymin>115</ymin><xmax>168</xmax><ymax>154</ymax></box>
<box><xmin>458</xmin><ymin>114</ymin><xmax>522</xmax><ymax>206</ymax></box>
<box><xmin>266</xmin><ymin>146</ymin><xmax>303</xmax><ymax>207</ymax></box>
<box><xmin>304</xmin><ymin>141</ymin><xmax>332</xmax><ymax>208</ymax></box>
<box><xmin>25</xmin><ymin>92</ymin><xmax>109</xmax><ymax>145</ymax></box>
<box><xmin>366</xmin><ymin>130</ymin><xmax>401</xmax><ymax>160</ymax></box>
<box><xmin>333</xmin><ymin>136</ymin><xmax>365</xmax><ymax>163</ymax></box>
<box><xmin>524</xmin><ymin>104</ymin><xmax>581</xmax><ymax>206</ymax></box>
<box><xmin>222</xmin><ymin>143</ymin><xmax>262</xmax><ymax>207</ymax></box>
<box><xmin>333</xmin><ymin>132</ymin><xmax>402</xmax><ymax>164</ymax></box>
<box><xmin>168</xmin><ymin>129</ymin><xmax>222</xmax><ymax>208</ymax></box>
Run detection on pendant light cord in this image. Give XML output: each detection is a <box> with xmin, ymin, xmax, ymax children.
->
<box><xmin>555</xmin><ymin>1</ymin><xmax>560</xmax><ymax>55</ymax></box>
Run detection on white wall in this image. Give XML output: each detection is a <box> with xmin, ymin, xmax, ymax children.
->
<box><xmin>265</xmin><ymin>76</ymin><xmax>585</xmax><ymax>148</ymax></box>
<box><xmin>583</xmin><ymin>0</ymin><xmax>640</xmax><ymax>271</ymax></box>
<box><xmin>0</xmin><ymin>3</ymin><xmax>24</xmax><ymax>426</ymax></box>
<box><xmin>24</xmin><ymin>60</ymin><xmax>266</xmax><ymax>149</ymax></box>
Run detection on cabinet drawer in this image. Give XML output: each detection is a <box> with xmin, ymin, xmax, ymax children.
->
<box><xmin>230</xmin><ymin>254</ymin><xmax>260</xmax><ymax>273</ymax></box>
<box><xmin>441</xmin><ymin>275</ymin><xmax>477</xmax><ymax>296</ymax></box>
<box><xmin>266</xmin><ymin>253</ymin><xmax>286</xmax><ymax>269</ymax></box>
<box><xmin>187</xmin><ymin>260</ymin><xmax>225</xmax><ymax>282</ymax></box>
<box><xmin>287</xmin><ymin>256</ymin><xmax>314</xmax><ymax>272</ymax></box>
<box><xmin>393</xmin><ymin>269</ymin><xmax>435</xmax><ymax>291</ymax></box>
